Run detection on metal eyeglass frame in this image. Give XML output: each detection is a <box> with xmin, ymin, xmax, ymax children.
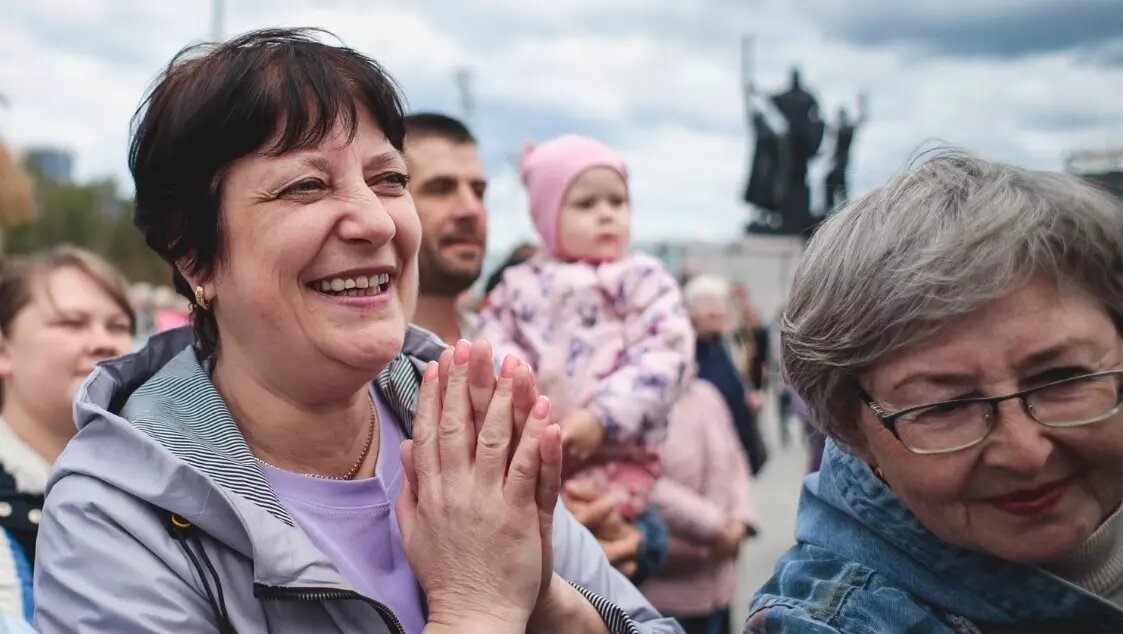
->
<box><xmin>860</xmin><ymin>370</ymin><xmax>1123</xmax><ymax>455</ymax></box>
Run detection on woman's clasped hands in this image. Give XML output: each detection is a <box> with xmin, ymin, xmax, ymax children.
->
<box><xmin>397</xmin><ymin>339</ymin><xmax>564</xmax><ymax>633</ymax></box>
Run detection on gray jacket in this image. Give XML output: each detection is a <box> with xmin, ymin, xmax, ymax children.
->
<box><xmin>34</xmin><ymin>327</ymin><xmax>682</xmax><ymax>633</ymax></box>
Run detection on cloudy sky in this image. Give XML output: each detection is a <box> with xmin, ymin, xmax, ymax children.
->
<box><xmin>2</xmin><ymin>0</ymin><xmax>1121</xmax><ymax>252</ymax></box>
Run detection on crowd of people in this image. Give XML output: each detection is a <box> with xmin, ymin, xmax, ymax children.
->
<box><xmin>1</xmin><ymin>27</ymin><xmax>1122</xmax><ymax>633</ymax></box>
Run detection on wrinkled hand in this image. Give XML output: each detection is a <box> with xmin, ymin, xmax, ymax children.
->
<box><xmin>561</xmin><ymin>409</ymin><xmax>605</xmax><ymax>464</ymax></box>
<box><xmin>433</xmin><ymin>341</ymin><xmax>563</xmax><ymax>615</ymax></box>
<box><xmin>562</xmin><ymin>481</ymin><xmax>642</xmax><ymax>576</ymax></box>
<box><xmin>711</xmin><ymin>518</ymin><xmax>749</xmax><ymax>560</ymax></box>
<box><xmin>397</xmin><ymin>340</ymin><xmax>563</xmax><ymax>630</ymax></box>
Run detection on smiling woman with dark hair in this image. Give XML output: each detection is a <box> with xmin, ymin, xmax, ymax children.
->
<box><xmin>32</xmin><ymin>29</ymin><xmax>680</xmax><ymax>634</ymax></box>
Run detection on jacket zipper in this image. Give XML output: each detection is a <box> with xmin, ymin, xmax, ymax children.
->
<box><xmin>255</xmin><ymin>583</ymin><xmax>406</xmax><ymax>634</ymax></box>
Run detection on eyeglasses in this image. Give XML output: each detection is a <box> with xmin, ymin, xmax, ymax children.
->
<box><xmin>861</xmin><ymin>370</ymin><xmax>1123</xmax><ymax>455</ymax></box>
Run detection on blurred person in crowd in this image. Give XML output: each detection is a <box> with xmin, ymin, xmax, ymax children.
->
<box><xmin>729</xmin><ymin>283</ymin><xmax>768</xmax><ymax>439</ymax></box>
<box><xmin>405</xmin><ymin>116</ymin><xmax>653</xmax><ymax>581</ymax></box>
<box><xmin>730</xmin><ymin>283</ymin><xmax>769</xmax><ymax>391</ymax></box>
<box><xmin>769</xmin><ymin>304</ymin><xmax>797</xmax><ymax>444</ymax></box>
<box><xmin>128</xmin><ymin>281</ymin><xmax>156</xmax><ymax>344</ymax></box>
<box><xmin>151</xmin><ymin>284</ymin><xmax>190</xmax><ymax>333</ymax></box>
<box><xmin>685</xmin><ymin>275</ymin><xmax>768</xmax><ymax>476</ymax></box>
<box><xmin>34</xmin><ymin>30</ymin><xmax>680</xmax><ymax>633</ymax></box>
<box><xmin>748</xmin><ymin>152</ymin><xmax>1123</xmax><ymax>631</ymax></box>
<box><xmin>789</xmin><ymin>389</ymin><xmax>825</xmax><ymax>473</ymax></box>
<box><xmin>480</xmin><ymin>135</ymin><xmax>694</xmax><ymax>583</ymax></box>
<box><xmin>0</xmin><ymin>246</ymin><xmax>134</xmax><ymax>625</ymax></box>
<box><xmin>402</xmin><ymin>113</ymin><xmax>488</xmax><ymax>344</ymax></box>
<box><xmin>644</xmin><ymin>290</ymin><xmax>758</xmax><ymax>633</ymax></box>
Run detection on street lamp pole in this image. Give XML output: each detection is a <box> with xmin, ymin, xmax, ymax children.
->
<box><xmin>212</xmin><ymin>0</ymin><xmax>225</xmax><ymax>41</ymax></box>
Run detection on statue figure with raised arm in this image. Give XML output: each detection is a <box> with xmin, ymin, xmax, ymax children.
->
<box><xmin>824</xmin><ymin>92</ymin><xmax>868</xmax><ymax>213</ymax></box>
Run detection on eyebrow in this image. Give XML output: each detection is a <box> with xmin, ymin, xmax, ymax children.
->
<box><xmin>363</xmin><ymin>150</ymin><xmax>406</xmax><ymax>172</ymax></box>
<box><xmin>294</xmin><ymin>154</ymin><xmax>334</xmax><ymax>175</ymax></box>
<box><xmin>1015</xmin><ymin>337</ymin><xmax>1105</xmax><ymax>372</ymax></box>
<box><xmin>48</xmin><ymin>307</ymin><xmax>89</xmax><ymax>319</ymax></box>
<box><xmin>414</xmin><ymin>172</ymin><xmax>487</xmax><ymax>192</ymax></box>
<box><xmin>890</xmin><ymin>370</ymin><xmax>975</xmax><ymax>393</ymax></box>
<box><xmin>889</xmin><ymin>336</ymin><xmax>1109</xmax><ymax>393</ymax></box>
<box><xmin>417</xmin><ymin>173</ymin><xmax>455</xmax><ymax>187</ymax></box>
<box><xmin>272</xmin><ymin>150</ymin><xmax>404</xmax><ymax>176</ymax></box>
<box><xmin>258</xmin><ymin>154</ymin><xmax>333</xmax><ymax>188</ymax></box>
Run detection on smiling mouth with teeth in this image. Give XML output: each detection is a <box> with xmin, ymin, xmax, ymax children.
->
<box><xmin>311</xmin><ymin>273</ymin><xmax>392</xmax><ymax>297</ymax></box>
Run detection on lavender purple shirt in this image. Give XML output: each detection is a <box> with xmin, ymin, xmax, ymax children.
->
<box><xmin>260</xmin><ymin>386</ymin><xmax>425</xmax><ymax>633</ymax></box>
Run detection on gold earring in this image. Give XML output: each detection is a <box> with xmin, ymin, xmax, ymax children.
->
<box><xmin>873</xmin><ymin>466</ymin><xmax>888</xmax><ymax>485</ymax></box>
<box><xmin>194</xmin><ymin>285</ymin><xmax>210</xmax><ymax>311</ymax></box>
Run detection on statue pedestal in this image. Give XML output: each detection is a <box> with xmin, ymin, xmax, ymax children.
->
<box><xmin>746</xmin><ymin>182</ymin><xmax>818</xmax><ymax>238</ymax></box>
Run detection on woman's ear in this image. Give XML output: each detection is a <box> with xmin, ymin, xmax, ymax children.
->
<box><xmin>832</xmin><ymin>406</ymin><xmax>877</xmax><ymax>465</ymax></box>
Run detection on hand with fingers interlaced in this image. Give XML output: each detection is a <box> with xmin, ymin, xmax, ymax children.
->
<box><xmin>396</xmin><ymin>339</ymin><xmax>562</xmax><ymax>633</ymax></box>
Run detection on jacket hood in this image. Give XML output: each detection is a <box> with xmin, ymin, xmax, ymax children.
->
<box><xmin>796</xmin><ymin>440</ymin><xmax>1120</xmax><ymax>625</ymax></box>
<box><xmin>40</xmin><ymin>326</ymin><xmax>676</xmax><ymax>634</ymax></box>
<box><xmin>52</xmin><ymin>326</ymin><xmax>431</xmax><ymax>589</ymax></box>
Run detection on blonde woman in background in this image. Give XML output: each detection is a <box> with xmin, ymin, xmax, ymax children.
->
<box><xmin>0</xmin><ymin>246</ymin><xmax>135</xmax><ymax>625</ymax></box>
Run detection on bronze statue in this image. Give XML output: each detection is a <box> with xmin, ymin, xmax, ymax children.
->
<box><xmin>744</xmin><ymin>68</ymin><xmax>825</xmax><ymax>237</ymax></box>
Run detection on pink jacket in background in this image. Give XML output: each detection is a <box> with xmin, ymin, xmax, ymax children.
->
<box><xmin>643</xmin><ymin>378</ymin><xmax>757</xmax><ymax>616</ymax></box>
<box><xmin>479</xmin><ymin>251</ymin><xmax>693</xmax><ymax>451</ymax></box>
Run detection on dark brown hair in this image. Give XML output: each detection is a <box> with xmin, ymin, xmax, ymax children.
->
<box><xmin>404</xmin><ymin>112</ymin><xmax>477</xmax><ymax>145</ymax></box>
<box><xmin>129</xmin><ymin>28</ymin><xmax>407</xmax><ymax>358</ymax></box>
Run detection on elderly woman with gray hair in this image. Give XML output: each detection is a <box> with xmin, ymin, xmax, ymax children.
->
<box><xmin>747</xmin><ymin>152</ymin><xmax>1123</xmax><ymax>632</ymax></box>
<box><xmin>683</xmin><ymin>275</ymin><xmax>768</xmax><ymax>475</ymax></box>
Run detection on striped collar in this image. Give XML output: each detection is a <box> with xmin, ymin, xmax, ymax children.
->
<box><xmin>110</xmin><ymin>326</ymin><xmax>442</xmax><ymax>526</ymax></box>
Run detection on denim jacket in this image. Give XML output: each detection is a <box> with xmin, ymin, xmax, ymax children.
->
<box><xmin>747</xmin><ymin>441</ymin><xmax>1123</xmax><ymax>633</ymax></box>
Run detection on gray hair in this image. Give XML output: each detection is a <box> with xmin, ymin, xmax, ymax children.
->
<box><xmin>782</xmin><ymin>150</ymin><xmax>1123</xmax><ymax>441</ymax></box>
<box><xmin>682</xmin><ymin>274</ymin><xmax>731</xmax><ymax>312</ymax></box>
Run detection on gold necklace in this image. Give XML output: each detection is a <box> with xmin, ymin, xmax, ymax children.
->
<box><xmin>254</xmin><ymin>395</ymin><xmax>377</xmax><ymax>480</ymax></box>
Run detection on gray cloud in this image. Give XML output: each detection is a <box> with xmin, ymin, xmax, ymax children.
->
<box><xmin>1022</xmin><ymin>109</ymin><xmax>1110</xmax><ymax>133</ymax></box>
<box><xmin>2</xmin><ymin>0</ymin><xmax>1120</xmax><ymax>254</ymax></box>
<box><xmin>1076</xmin><ymin>38</ymin><xmax>1123</xmax><ymax>66</ymax></box>
<box><xmin>801</xmin><ymin>0</ymin><xmax>1123</xmax><ymax>63</ymax></box>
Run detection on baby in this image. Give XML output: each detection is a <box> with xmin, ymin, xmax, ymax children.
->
<box><xmin>480</xmin><ymin>135</ymin><xmax>694</xmax><ymax>520</ymax></box>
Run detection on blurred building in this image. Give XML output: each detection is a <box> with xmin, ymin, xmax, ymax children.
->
<box><xmin>1066</xmin><ymin>149</ymin><xmax>1123</xmax><ymax>202</ymax></box>
<box><xmin>25</xmin><ymin>147</ymin><xmax>74</xmax><ymax>183</ymax></box>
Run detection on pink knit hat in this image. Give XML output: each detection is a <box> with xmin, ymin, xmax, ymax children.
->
<box><xmin>518</xmin><ymin>135</ymin><xmax>627</xmax><ymax>255</ymax></box>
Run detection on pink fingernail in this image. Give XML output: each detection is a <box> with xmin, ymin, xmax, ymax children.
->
<box><xmin>423</xmin><ymin>362</ymin><xmax>438</xmax><ymax>382</ymax></box>
<box><xmin>532</xmin><ymin>395</ymin><xmax>551</xmax><ymax>419</ymax></box>
<box><xmin>454</xmin><ymin>339</ymin><xmax>470</xmax><ymax>365</ymax></box>
<box><xmin>500</xmin><ymin>355</ymin><xmax>516</xmax><ymax>378</ymax></box>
